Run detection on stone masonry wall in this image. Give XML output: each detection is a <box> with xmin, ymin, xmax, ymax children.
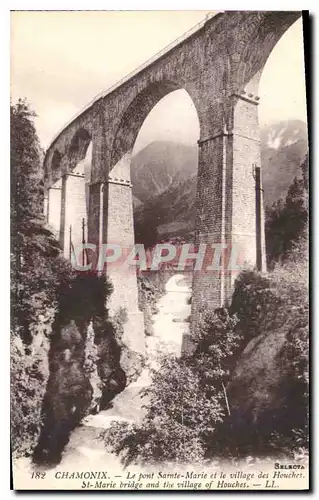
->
<box><xmin>60</xmin><ymin>173</ymin><xmax>87</xmax><ymax>260</ymax></box>
<box><xmin>47</xmin><ymin>181</ymin><xmax>62</xmax><ymax>239</ymax></box>
<box><xmin>43</xmin><ymin>12</ymin><xmax>301</xmax><ymax>353</ymax></box>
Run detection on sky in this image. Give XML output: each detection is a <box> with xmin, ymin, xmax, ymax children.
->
<box><xmin>10</xmin><ymin>11</ymin><xmax>307</xmax><ymax>153</ymax></box>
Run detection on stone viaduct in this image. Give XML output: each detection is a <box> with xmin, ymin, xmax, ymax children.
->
<box><xmin>44</xmin><ymin>11</ymin><xmax>302</xmax><ymax>356</ymax></box>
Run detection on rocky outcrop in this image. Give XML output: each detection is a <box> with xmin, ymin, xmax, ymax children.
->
<box><xmin>211</xmin><ymin>265</ymin><xmax>309</xmax><ymax>457</ymax></box>
<box><xmin>227</xmin><ymin>328</ymin><xmax>288</xmax><ymax>434</ymax></box>
<box><xmin>223</xmin><ymin>319</ymin><xmax>308</xmax><ymax>457</ymax></box>
<box><xmin>33</xmin><ymin>314</ymin><xmax>132</xmax><ymax>465</ymax></box>
<box><xmin>111</xmin><ymin>308</ymin><xmax>144</xmax><ymax>386</ymax></box>
<box><xmin>33</xmin><ymin>319</ymin><xmax>93</xmax><ymax>465</ymax></box>
<box><xmin>10</xmin><ymin>308</ymin><xmax>55</xmax><ymax>458</ymax></box>
<box><xmin>32</xmin><ymin>274</ymin><xmax>138</xmax><ymax>466</ymax></box>
<box><xmin>92</xmin><ymin>314</ymin><xmax>128</xmax><ymax>411</ymax></box>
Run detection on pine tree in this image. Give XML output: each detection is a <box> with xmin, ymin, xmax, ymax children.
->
<box><xmin>265</xmin><ymin>154</ymin><xmax>308</xmax><ymax>266</ymax></box>
<box><xmin>10</xmin><ymin>99</ymin><xmax>73</xmax><ymax>342</ymax></box>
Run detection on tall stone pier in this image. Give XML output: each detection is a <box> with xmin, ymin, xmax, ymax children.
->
<box><xmin>44</xmin><ymin>11</ymin><xmax>302</xmax><ymax>355</ymax></box>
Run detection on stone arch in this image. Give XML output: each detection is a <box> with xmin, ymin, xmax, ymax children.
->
<box><xmin>59</xmin><ymin>129</ymin><xmax>93</xmax><ymax>256</ymax></box>
<box><xmin>40</xmin><ymin>11</ymin><xmax>306</xmax><ymax>361</ymax></box>
<box><xmin>68</xmin><ymin>127</ymin><xmax>92</xmax><ymax>171</ymax></box>
<box><xmin>235</xmin><ymin>12</ymin><xmax>302</xmax><ymax>95</ymax></box>
<box><xmin>224</xmin><ymin>13</ymin><xmax>303</xmax><ymax>288</ymax></box>
<box><xmin>110</xmin><ymin>80</ymin><xmax>201</xmax><ymax>166</ymax></box>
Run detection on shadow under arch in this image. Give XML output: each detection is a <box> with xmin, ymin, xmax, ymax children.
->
<box><xmin>68</xmin><ymin>127</ymin><xmax>92</xmax><ymax>172</ymax></box>
<box><xmin>45</xmin><ymin>149</ymin><xmax>62</xmax><ymax>183</ymax></box>
<box><xmin>110</xmin><ymin>79</ymin><xmax>201</xmax><ymax>167</ymax></box>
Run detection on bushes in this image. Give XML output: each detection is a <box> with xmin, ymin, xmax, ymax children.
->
<box><xmin>11</xmin><ymin>244</ymin><xmax>75</xmax><ymax>344</ymax></box>
<box><xmin>230</xmin><ymin>252</ymin><xmax>308</xmax><ymax>350</ymax></box>
<box><xmin>11</xmin><ymin>338</ymin><xmax>46</xmax><ymax>457</ymax></box>
<box><xmin>103</xmin><ymin>155</ymin><xmax>309</xmax><ymax>464</ymax></box>
<box><xmin>230</xmin><ymin>270</ymin><xmax>282</xmax><ymax>338</ymax></box>
<box><xmin>278</xmin><ymin>303</ymin><xmax>309</xmax><ymax>451</ymax></box>
<box><xmin>10</xmin><ymin>99</ymin><xmax>72</xmax><ymax>342</ymax></box>
<box><xmin>102</xmin><ymin>309</ymin><xmax>240</xmax><ymax>465</ymax></box>
<box><xmin>10</xmin><ymin>309</ymin><xmax>55</xmax><ymax>457</ymax></box>
<box><xmin>265</xmin><ymin>154</ymin><xmax>308</xmax><ymax>267</ymax></box>
<box><xmin>103</xmin><ymin>259</ymin><xmax>308</xmax><ymax>464</ymax></box>
<box><xmin>10</xmin><ymin>99</ymin><xmax>77</xmax><ymax>458</ymax></box>
<box><xmin>103</xmin><ymin>356</ymin><xmax>224</xmax><ymax>465</ymax></box>
<box><xmin>10</xmin><ymin>98</ymin><xmax>118</xmax><ymax>462</ymax></box>
<box><xmin>216</xmin><ymin>254</ymin><xmax>309</xmax><ymax>458</ymax></box>
<box><xmin>10</xmin><ymin>101</ymin><xmax>120</xmax><ymax>463</ymax></box>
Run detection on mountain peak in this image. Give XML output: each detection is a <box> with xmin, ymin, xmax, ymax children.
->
<box><xmin>131</xmin><ymin>140</ymin><xmax>198</xmax><ymax>204</ymax></box>
<box><xmin>261</xmin><ymin>119</ymin><xmax>307</xmax><ymax>150</ymax></box>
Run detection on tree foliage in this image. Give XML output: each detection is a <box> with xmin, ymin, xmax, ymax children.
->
<box><xmin>10</xmin><ymin>99</ymin><xmax>73</xmax><ymax>456</ymax></box>
<box><xmin>134</xmin><ymin>209</ymin><xmax>159</xmax><ymax>249</ymax></box>
<box><xmin>11</xmin><ymin>99</ymin><xmax>74</xmax><ymax>343</ymax></box>
<box><xmin>103</xmin><ymin>309</ymin><xmax>240</xmax><ymax>465</ymax></box>
<box><xmin>212</xmin><ymin>247</ymin><xmax>308</xmax><ymax>458</ymax></box>
<box><xmin>265</xmin><ymin>154</ymin><xmax>308</xmax><ymax>267</ymax></box>
<box><xmin>103</xmin><ymin>357</ymin><xmax>224</xmax><ymax>465</ymax></box>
